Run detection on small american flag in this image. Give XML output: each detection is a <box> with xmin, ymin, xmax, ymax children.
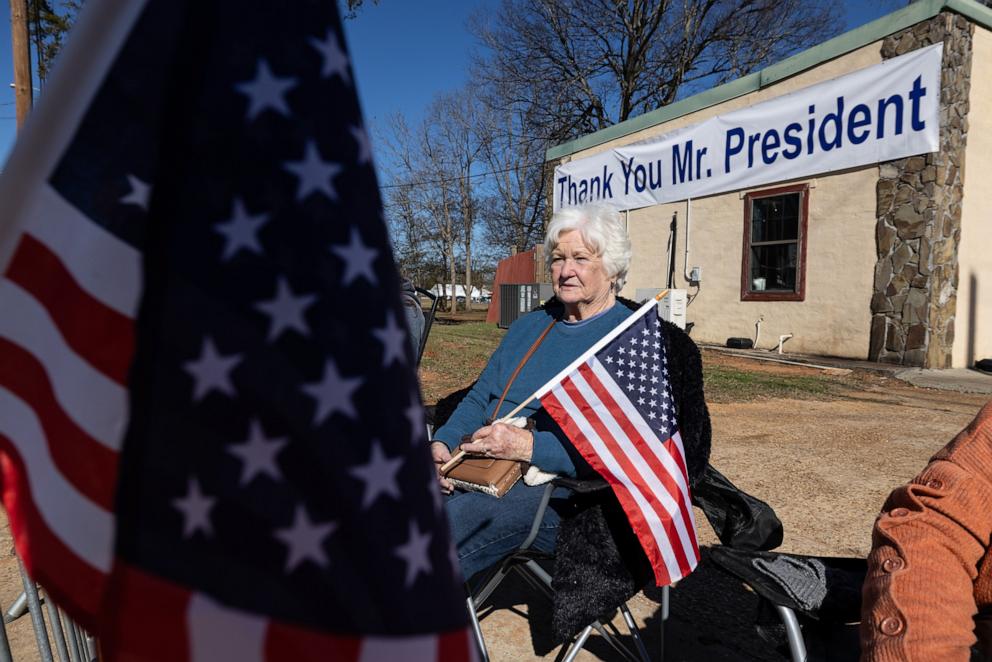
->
<box><xmin>539</xmin><ymin>300</ymin><xmax>700</xmax><ymax>586</ymax></box>
<box><xmin>0</xmin><ymin>1</ymin><xmax>472</xmax><ymax>660</ymax></box>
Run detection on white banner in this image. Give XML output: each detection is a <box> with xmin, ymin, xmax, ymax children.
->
<box><xmin>552</xmin><ymin>43</ymin><xmax>942</xmax><ymax>212</ymax></box>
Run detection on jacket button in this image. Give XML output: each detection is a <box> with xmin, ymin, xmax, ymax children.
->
<box><xmin>882</xmin><ymin>557</ymin><xmax>905</xmax><ymax>572</ymax></box>
<box><xmin>889</xmin><ymin>508</ymin><xmax>910</xmax><ymax>518</ymax></box>
<box><xmin>925</xmin><ymin>479</ymin><xmax>944</xmax><ymax>489</ymax></box>
<box><xmin>880</xmin><ymin>616</ymin><xmax>904</xmax><ymax>635</ymax></box>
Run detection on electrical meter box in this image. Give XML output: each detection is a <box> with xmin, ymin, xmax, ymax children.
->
<box><xmin>634</xmin><ymin>288</ymin><xmax>687</xmax><ymax>329</ymax></box>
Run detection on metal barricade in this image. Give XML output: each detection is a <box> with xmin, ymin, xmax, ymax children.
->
<box><xmin>0</xmin><ymin>553</ymin><xmax>97</xmax><ymax>662</ymax></box>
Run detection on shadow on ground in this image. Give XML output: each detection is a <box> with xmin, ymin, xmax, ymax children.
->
<box><xmin>478</xmin><ymin>549</ymin><xmax>860</xmax><ymax>661</ymax></box>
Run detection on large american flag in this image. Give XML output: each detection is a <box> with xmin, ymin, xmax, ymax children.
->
<box><xmin>539</xmin><ymin>299</ymin><xmax>700</xmax><ymax>586</ymax></box>
<box><xmin>0</xmin><ymin>1</ymin><xmax>472</xmax><ymax>659</ymax></box>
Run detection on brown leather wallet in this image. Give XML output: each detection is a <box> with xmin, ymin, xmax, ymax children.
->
<box><xmin>445</xmin><ymin>456</ymin><xmax>522</xmax><ymax>498</ymax></box>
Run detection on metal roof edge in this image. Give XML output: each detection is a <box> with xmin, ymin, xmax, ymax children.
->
<box><xmin>947</xmin><ymin>0</ymin><xmax>992</xmax><ymax>28</ymax></box>
<box><xmin>546</xmin><ymin>0</ymin><xmax>989</xmax><ymax>163</ymax></box>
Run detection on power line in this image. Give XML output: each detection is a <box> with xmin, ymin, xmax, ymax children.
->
<box><xmin>380</xmin><ymin>159</ymin><xmax>547</xmax><ymax>190</ymax></box>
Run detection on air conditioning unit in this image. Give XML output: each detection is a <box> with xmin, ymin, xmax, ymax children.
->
<box><xmin>498</xmin><ymin>283</ymin><xmax>555</xmax><ymax>328</ymax></box>
<box><xmin>634</xmin><ymin>288</ymin><xmax>687</xmax><ymax>329</ymax></box>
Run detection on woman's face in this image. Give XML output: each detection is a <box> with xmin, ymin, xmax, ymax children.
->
<box><xmin>550</xmin><ymin>230</ymin><xmax>613</xmax><ymax>308</ymax></box>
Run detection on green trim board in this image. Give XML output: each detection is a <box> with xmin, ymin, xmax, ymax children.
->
<box><xmin>546</xmin><ymin>0</ymin><xmax>992</xmax><ymax>162</ymax></box>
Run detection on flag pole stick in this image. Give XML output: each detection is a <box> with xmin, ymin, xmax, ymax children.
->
<box><xmin>497</xmin><ymin>290</ymin><xmax>667</xmax><ymax>422</ymax></box>
<box><xmin>439</xmin><ymin>290</ymin><xmax>669</xmax><ymax>475</ymax></box>
<box><xmin>439</xmin><ymin>450</ymin><xmax>465</xmax><ymax>475</ymax></box>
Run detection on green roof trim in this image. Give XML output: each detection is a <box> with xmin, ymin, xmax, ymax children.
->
<box><xmin>546</xmin><ymin>0</ymin><xmax>992</xmax><ymax>162</ymax></box>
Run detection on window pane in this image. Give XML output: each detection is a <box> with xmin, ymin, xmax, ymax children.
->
<box><xmin>751</xmin><ymin>194</ymin><xmax>799</xmax><ymax>243</ymax></box>
<box><xmin>750</xmin><ymin>243</ymin><xmax>797</xmax><ymax>291</ymax></box>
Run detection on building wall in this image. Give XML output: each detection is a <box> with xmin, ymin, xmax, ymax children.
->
<box><xmin>861</xmin><ymin>14</ymin><xmax>975</xmax><ymax>368</ymax></box>
<box><xmin>954</xmin><ymin>23</ymin><xmax>992</xmax><ymax>366</ymax></box>
<box><xmin>561</xmin><ymin>17</ymin><xmax>986</xmax><ymax>365</ymax></box>
<box><xmin>577</xmin><ymin>41</ymin><xmax>889</xmax><ymax>358</ymax></box>
<box><xmin>621</xmin><ymin>168</ymin><xmax>878</xmax><ymax>357</ymax></box>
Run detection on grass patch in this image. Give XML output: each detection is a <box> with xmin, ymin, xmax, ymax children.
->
<box><xmin>419</xmin><ymin>322</ymin><xmax>505</xmax><ymax>404</ymax></box>
<box><xmin>417</xmin><ymin>321</ymin><xmax>845</xmax><ymax>406</ymax></box>
<box><xmin>703</xmin><ymin>363</ymin><xmax>840</xmax><ymax>403</ymax></box>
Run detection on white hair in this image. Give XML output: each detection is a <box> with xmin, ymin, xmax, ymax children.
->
<box><xmin>544</xmin><ymin>205</ymin><xmax>631</xmax><ymax>293</ymax></box>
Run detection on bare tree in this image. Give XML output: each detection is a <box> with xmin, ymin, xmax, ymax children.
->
<box><xmin>436</xmin><ymin>91</ymin><xmax>486</xmax><ymax>311</ymax></box>
<box><xmin>381</xmin><ymin>89</ymin><xmax>485</xmax><ymax>313</ymax></box>
<box><xmin>343</xmin><ymin>0</ymin><xmax>380</xmax><ymax>20</ymax></box>
<box><xmin>27</xmin><ymin>0</ymin><xmax>83</xmax><ymax>85</ymax></box>
<box><xmin>463</xmin><ymin>0</ymin><xmax>841</xmax><ymax>258</ymax></box>
<box><xmin>476</xmin><ymin>100</ymin><xmax>549</xmax><ymax>253</ymax></box>
<box><xmin>381</xmin><ymin>112</ymin><xmax>460</xmax><ymax>312</ymax></box>
<box><xmin>472</xmin><ymin>0</ymin><xmax>842</xmax><ymax>139</ymax></box>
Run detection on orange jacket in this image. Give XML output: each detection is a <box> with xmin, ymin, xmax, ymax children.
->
<box><xmin>861</xmin><ymin>400</ymin><xmax>992</xmax><ymax>661</ymax></box>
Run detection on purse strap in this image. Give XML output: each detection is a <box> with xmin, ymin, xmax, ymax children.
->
<box><xmin>491</xmin><ymin>319</ymin><xmax>556</xmax><ymax>421</ymax></box>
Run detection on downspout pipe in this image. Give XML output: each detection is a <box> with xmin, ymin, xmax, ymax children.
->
<box><xmin>682</xmin><ymin>198</ymin><xmax>693</xmax><ymax>284</ymax></box>
<box><xmin>667</xmin><ymin>212</ymin><xmax>677</xmax><ymax>289</ymax></box>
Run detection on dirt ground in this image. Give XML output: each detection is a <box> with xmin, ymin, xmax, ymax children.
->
<box><xmin>0</xmin><ymin>351</ymin><xmax>987</xmax><ymax>660</ymax></box>
<box><xmin>475</xmin><ymin>351</ymin><xmax>990</xmax><ymax>661</ymax></box>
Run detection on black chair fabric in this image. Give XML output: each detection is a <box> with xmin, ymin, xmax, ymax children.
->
<box><xmin>709</xmin><ymin>546</ymin><xmax>866</xmax><ymax>623</ymax></box>
<box><xmin>414</xmin><ymin>286</ymin><xmax>438</xmax><ymax>365</ymax></box>
<box><xmin>691</xmin><ymin>464</ymin><xmax>784</xmax><ymax>552</ymax></box>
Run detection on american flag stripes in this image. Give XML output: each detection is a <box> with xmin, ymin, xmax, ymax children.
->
<box><xmin>540</xmin><ymin>300</ymin><xmax>700</xmax><ymax>586</ymax></box>
<box><xmin>0</xmin><ymin>1</ymin><xmax>472</xmax><ymax>659</ymax></box>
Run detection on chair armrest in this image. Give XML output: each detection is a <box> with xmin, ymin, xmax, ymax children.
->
<box><xmin>552</xmin><ymin>475</ymin><xmax>610</xmax><ymax>494</ymax></box>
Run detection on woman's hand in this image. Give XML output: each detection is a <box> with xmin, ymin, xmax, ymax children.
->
<box><xmin>431</xmin><ymin>442</ymin><xmax>454</xmax><ymax>495</ymax></box>
<box><xmin>460</xmin><ymin>423</ymin><xmax>534</xmax><ymax>462</ymax></box>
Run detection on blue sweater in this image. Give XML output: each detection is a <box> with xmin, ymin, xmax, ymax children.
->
<box><xmin>433</xmin><ymin>302</ymin><xmax>631</xmax><ymax>477</ymax></box>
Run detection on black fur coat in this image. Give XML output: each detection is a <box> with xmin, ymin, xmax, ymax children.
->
<box><xmin>549</xmin><ymin>296</ymin><xmax>711</xmax><ymax>641</ymax></box>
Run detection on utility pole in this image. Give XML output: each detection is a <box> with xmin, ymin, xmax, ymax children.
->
<box><xmin>10</xmin><ymin>0</ymin><xmax>34</xmax><ymax>130</ymax></box>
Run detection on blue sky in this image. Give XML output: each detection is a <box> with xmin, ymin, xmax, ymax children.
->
<box><xmin>0</xmin><ymin>0</ymin><xmax>902</xmax><ymax>170</ymax></box>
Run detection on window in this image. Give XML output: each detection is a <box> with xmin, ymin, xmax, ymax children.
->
<box><xmin>741</xmin><ymin>183</ymin><xmax>808</xmax><ymax>301</ymax></box>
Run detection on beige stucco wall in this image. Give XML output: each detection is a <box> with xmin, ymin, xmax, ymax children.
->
<box><xmin>565</xmin><ymin>41</ymin><xmax>888</xmax><ymax>358</ymax></box>
<box><xmin>954</xmin><ymin>24</ymin><xmax>992</xmax><ymax>368</ymax></box>
<box><xmin>620</xmin><ymin>168</ymin><xmax>878</xmax><ymax>357</ymax></box>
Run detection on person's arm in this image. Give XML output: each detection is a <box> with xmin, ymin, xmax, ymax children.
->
<box><xmin>530</xmin><ymin>429</ymin><xmax>578</xmax><ymax>476</ymax></box>
<box><xmin>861</xmin><ymin>408</ymin><xmax>992</xmax><ymax>661</ymax></box>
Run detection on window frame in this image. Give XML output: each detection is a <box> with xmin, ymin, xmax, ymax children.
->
<box><xmin>740</xmin><ymin>183</ymin><xmax>809</xmax><ymax>302</ymax></box>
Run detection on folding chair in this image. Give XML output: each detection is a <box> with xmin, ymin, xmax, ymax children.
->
<box><xmin>465</xmin><ymin>476</ymin><xmax>657</xmax><ymax>662</ymax></box>
<box><xmin>708</xmin><ymin>546</ymin><xmax>866</xmax><ymax>662</ymax></box>
<box><xmin>414</xmin><ymin>286</ymin><xmax>438</xmax><ymax>366</ymax></box>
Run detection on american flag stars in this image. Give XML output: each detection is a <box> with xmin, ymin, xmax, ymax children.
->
<box><xmin>275</xmin><ymin>505</ymin><xmax>337</xmax><ymax>573</ymax></box>
<box><xmin>173</xmin><ymin>478</ymin><xmax>217</xmax><ymax>539</ymax></box>
<box><xmin>236</xmin><ymin>59</ymin><xmax>296</xmax><ymax>121</ymax></box>
<box><xmin>227</xmin><ymin>419</ymin><xmax>287</xmax><ymax>486</ymax></box>
<box><xmin>302</xmin><ymin>358</ymin><xmax>362</xmax><ymax>425</ymax></box>
<box><xmin>285</xmin><ymin>141</ymin><xmax>343</xmax><ymax>202</ymax></box>
<box><xmin>310</xmin><ymin>28</ymin><xmax>351</xmax><ymax>82</ymax></box>
<box><xmin>254</xmin><ymin>277</ymin><xmax>316</xmax><ymax>341</ymax></box>
<box><xmin>540</xmin><ymin>302</ymin><xmax>699</xmax><ymax>587</ymax></box>
<box><xmin>215</xmin><ymin>199</ymin><xmax>267</xmax><ymax>261</ymax></box>
<box><xmin>350</xmin><ymin>440</ymin><xmax>404</xmax><ymax>509</ymax></box>
<box><xmin>0</xmin><ymin>0</ymin><xmax>470</xmax><ymax>650</ymax></box>
<box><xmin>598</xmin><ymin>312</ymin><xmax>678</xmax><ymax>435</ymax></box>
<box><xmin>374</xmin><ymin>310</ymin><xmax>408</xmax><ymax>367</ymax></box>
<box><xmin>332</xmin><ymin>227</ymin><xmax>379</xmax><ymax>285</ymax></box>
<box><xmin>120</xmin><ymin>173</ymin><xmax>151</xmax><ymax>210</ymax></box>
<box><xmin>184</xmin><ymin>337</ymin><xmax>241</xmax><ymax>401</ymax></box>
<box><xmin>164</xmin><ymin>15</ymin><xmax>450</xmax><ymax>606</ymax></box>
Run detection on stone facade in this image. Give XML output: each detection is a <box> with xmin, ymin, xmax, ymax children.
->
<box><xmin>870</xmin><ymin>13</ymin><xmax>973</xmax><ymax>367</ymax></box>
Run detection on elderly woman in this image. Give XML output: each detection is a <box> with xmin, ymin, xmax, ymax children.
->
<box><xmin>431</xmin><ymin>205</ymin><xmax>710</xmax><ymax>584</ymax></box>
